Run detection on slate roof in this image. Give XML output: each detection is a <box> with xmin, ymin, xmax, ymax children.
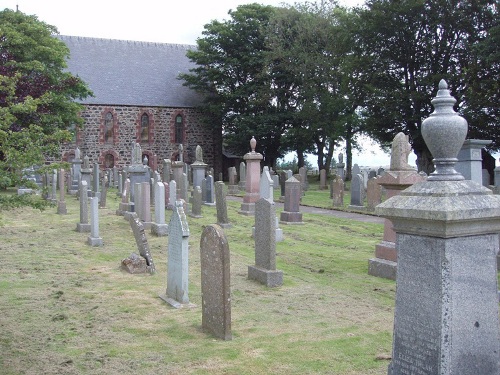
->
<box><xmin>58</xmin><ymin>35</ymin><xmax>204</xmax><ymax>108</ymax></box>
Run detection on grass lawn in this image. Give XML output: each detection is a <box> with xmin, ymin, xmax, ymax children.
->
<box><xmin>0</xmin><ymin>180</ymin><xmax>395</xmax><ymax>375</ymax></box>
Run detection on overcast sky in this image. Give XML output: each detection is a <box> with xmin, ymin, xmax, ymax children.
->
<box><xmin>3</xmin><ymin>0</ymin><xmax>400</xmax><ymax>168</ymax></box>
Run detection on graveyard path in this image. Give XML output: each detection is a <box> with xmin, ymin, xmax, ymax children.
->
<box><xmin>226</xmin><ymin>196</ymin><xmax>385</xmax><ymax>224</ymax></box>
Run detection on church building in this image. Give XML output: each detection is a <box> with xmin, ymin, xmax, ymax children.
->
<box><xmin>58</xmin><ymin>35</ymin><xmax>220</xmax><ymax>173</ymax></box>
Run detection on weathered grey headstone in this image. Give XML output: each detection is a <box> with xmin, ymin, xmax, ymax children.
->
<box><xmin>256</xmin><ymin>168</ymin><xmax>282</xmax><ymax>240</ymax></box>
<box><xmin>51</xmin><ymin>169</ymin><xmax>57</xmax><ymax>202</ymax></box>
<box><xmin>99</xmin><ymin>176</ymin><xmax>108</xmax><ymax>208</ymax></box>
<box><xmin>76</xmin><ymin>181</ymin><xmax>91</xmax><ymax>232</ymax></box>
<box><xmin>204</xmin><ymin>174</ymin><xmax>215</xmax><ymax>206</ymax></box>
<box><xmin>227</xmin><ymin>166</ymin><xmax>239</xmax><ymax>195</ymax></box>
<box><xmin>366</xmin><ymin>176</ymin><xmax>382</xmax><ymax>210</ymax></box>
<box><xmin>298</xmin><ymin>166</ymin><xmax>308</xmax><ymax>192</ymax></box>
<box><xmin>248</xmin><ymin>198</ymin><xmax>283</xmax><ymax>287</ymax></box>
<box><xmin>140</xmin><ymin>181</ymin><xmax>152</xmax><ymax>229</ymax></box>
<box><xmin>349</xmin><ymin>174</ymin><xmax>365</xmax><ymax>207</ymax></box>
<box><xmin>238</xmin><ymin>161</ymin><xmax>246</xmax><ymax>191</ymax></box>
<box><xmin>331</xmin><ymin>176</ymin><xmax>344</xmax><ymax>207</ymax></box>
<box><xmin>151</xmin><ymin>182</ymin><xmax>168</xmax><ymax>236</ymax></box>
<box><xmin>189</xmin><ymin>186</ymin><xmax>203</xmax><ymax>218</ymax></box>
<box><xmin>377</xmin><ymin>80</ymin><xmax>500</xmax><ymax>375</ymax></box>
<box><xmin>168</xmin><ymin>180</ymin><xmax>177</xmax><ymax>210</ymax></box>
<box><xmin>57</xmin><ymin>169</ymin><xmax>67</xmax><ymax>214</ymax></box>
<box><xmin>162</xmin><ymin>159</ymin><xmax>172</xmax><ymax>183</ymax></box>
<box><xmin>337</xmin><ymin>152</ymin><xmax>345</xmax><ymax>180</ymax></box>
<box><xmin>200</xmin><ymin>224</ymin><xmax>232</xmax><ymax>340</ymax></box>
<box><xmin>352</xmin><ymin>163</ymin><xmax>360</xmax><ymax>179</ymax></box>
<box><xmin>272</xmin><ymin>174</ymin><xmax>279</xmax><ymax>190</ymax></box>
<box><xmin>160</xmin><ymin>201</ymin><xmax>192</xmax><ymax>308</ymax></box>
<box><xmin>279</xmin><ymin>171</ymin><xmax>287</xmax><ymax>201</ymax></box>
<box><xmin>280</xmin><ymin>177</ymin><xmax>303</xmax><ymax>224</ymax></box>
<box><xmin>92</xmin><ymin>163</ymin><xmax>100</xmax><ymax>202</ymax></box>
<box><xmin>122</xmin><ymin>213</ymin><xmax>155</xmax><ymax>274</ymax></box>
<box><xmin>215</xmin><ymin>181</ymin><xmax>231</xmax><ymax>228</ymax></box>
<box><xmin>87</xmin><ymin>197</ymin><xmax>103</xmax><ymax>246</ymax></box>
<box><xmin>128</xmin><ymin>143</ymin><xmax>149</xmax><ymax>202</ymax></box>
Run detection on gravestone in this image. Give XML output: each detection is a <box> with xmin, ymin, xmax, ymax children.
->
<box><xmin>349</xmin><ymin>174</ymin><xmax>365</xmax><ymax>208</ymax></box>
<box><xmin>57</xmin><ymin>169</ymin><xmax>67</xmax><ymax>214</ymax></box>
<box><xmin>366</xmin><ymin>176</ymin><xmax>382</xmax><ymax>211</ymax></box>
<box><xmin>200</xmin><ymin>224</ymin><xmax>232</xmax><ymax>340</ymax></box>
<box><xmin>117</xmin><ymin>178</ymin><xmax>134</xmax><ymax>216</ymax></box>
<box><xmin>151</xmin><ymin>182</ymin><xmax>168</xmax><ymax>236</ymax></box>
<box><xmin>140</xmin><ymin>181</ymin><xmax>152</xmax><ymax>229</ymax></box>
<box><xmin>69</xmin><ymin>147</ymin><xmax>82</xmax><ymax>194</ymax></box>
<box><xmin>377</xmin><ymin>80</ymin><xmax>500</xmax><ymax>374</ymax></box>
<box><xmin>248</xmin><ymin>198</ymin><xmax>283</xmax><ymax>287</ymax></box>
<box><xmin>128</xmin><ymin>143</ymin><xmax>149</xmax><ymax>203</ymax></box>
<box><xmin>160</xmin><ymin>200</ymin><xmax>192</xmax><ymax>308</ymax></box>
<box><xmin>238</xmin><ymin>161</ymin><xmax>246</xmax><ymax>191</ymax></box>
<box><xmin>257</xmin><ymin>167</ymin><xmax>282</xmax><ymax>241</ymax></box>
<box><xmin>331</xmin><ymin>176</ymin><xmax>344</xmax><ymax>207</ymax></box>
<box><xmin>76</xmin><ymin>181</ymin><xmax>91</xmax><ymax>232</ymax></box>
<box><xmin>50</xmin><ymin>169</ymin><xmax>57</xmax><ymax>202</ymax></box>
<box><xmin>272</xmin><ymin>175</ymin><xmax>279</xmax><ymax>190</ymax></box>
<box><xmin>204</xmin><ymin>174</ymin><xmax>215</xmax><ymax>206</ymax></box>
<box><xmin>280</xmin><ymin>176</ymin><xmax>303</xmax><ymax>224</ymax></box>
<box><xmin>122</xmin><ymin>213</ymin><xmax>155</xmax><ymax>274</ymax></box>
<box><xmin>227</xmin><ymin>167</ymin><xmax>239</xmax><ymax>195</ymax></box>
<box><xmin>279</xmin><ymin>171</ymin><xmax>287</xmax><ymax>201</ymax></box>
<box><xmin>189</xmin><ymin>186</ymin><xmax>203</xmax><ymax>218</ymax></box>
<box><xmin>191</xmin><ymin>145</ymin><xmax>208</xmax><ymax>191</ymax></box>
<box><xmin>162</xmin><ymin>159</ymin><xmax>172</xmax><ymax>183</ymax></box>
<box><xmin>352</xmin><ymin>163</ymin><xmax>360</xmax><ymax>178</ymax></box>
<box><xmin>368</xmin><ymin>132</ymin><xmax>426</xmax><ymax>280</ymax></box>
<box><xmin>163</xmin><ymin>181</ymin><xmax>170</xmax><ymax>209</ymax></box>
<box><xmin>239</xmin><ymin>137</ymin><xmax>263</xmax><ymax>215</ymax></box>
<box><xmin>92</xmin><ymin>163</ymin><xmax>100</xmax><ymax>202</ymax></box>
<box><xmin>298</xmin><ymin>166</ymin><xmax>308</xmax><ymax>193</ymax></box>
<box><xmin>319</xmin><ymin>169</ymin><xmax>327</xmax><ymax>190</ymax></box>
<box><xmin>80</xmin><ymin>156</ymin><xmax>92</xmax><ymax>192</ymax></box>
<box><xmin>215</xmin><ymin>181</ymin><xmax>231</xmax><ymax>228</ymax></box>
<box><xmin>87</xmin><ymin>197</ymin><xmax>103</xmax><ymax>246</ymax></box>
<box><xmin>99</xmin><ymin>176</ymin><xmax>108</xmax><ymax>208</ymax></box>
<box><xmin>336</xmin><ymin>152</ymin><xmax>345</xmax><ymax>180</ymax></box>
<box><xmin>455</xmin><ymin>139</ymin><xmax>492</xmax><ymax>185</ymax></box>
<box><xmin>168</xmin><ymin>180</ymin><xmax>177</xmax><ymax>210</ymax></box>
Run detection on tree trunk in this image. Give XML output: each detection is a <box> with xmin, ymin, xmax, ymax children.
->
<box><xmin>324</xmin><ymin>142</ymin><xmax>334</xmax><ymax>175</ymax></box>
<box><xmin>297</xmin><ymin>149</ymin><xmax>305</xmax><ymax>172</ymax></box>
<box><xmin>415</xmin><ymin>148</ymin><xmax>434</xmax><ymax>175</ymax></box>
<box><xmin>345</xmin><ymin>126</ymin><xmax>353</xmax><ymax>181</ymax></box>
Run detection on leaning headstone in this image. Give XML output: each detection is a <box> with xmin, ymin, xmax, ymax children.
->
<box><xmin>331</xmin><ymin>176</ymin><xmax>344</xmax><ymax>207</ymax></box>
<box><xmin>376</xmin><ymin>80</ymin><xmax>500</xmax><ymax>374</ymax></box>
<box><xmin>200</xmin><ymin>224</ymin><xmax>232</xmax><ymax>341</ymax></box>
<box><xmin>215</xmin><ymin>181</ymin><xmax>231</xmax><ymax>228</ymax></box>
<box><xmin>151</xmin><ymin>182</ymin><xmax>168</xmax><ymax>236</ymax></box>
<box><xmin>239</xmin><ymin>137</ymin><xmax>262</xmax><ymax>215</ymax></box>
<box><xmin>280</xmin><ymin>177</ymin><xmax>303</xmax><ymax>224</ymax></box>
<box><xmin>87</xmin><ymin>197</ymin><xmax>103</xmax><ymax>246</ymax></box>
<box><xmin>121</xmin><ymin>213</ymin><xmax>155</xmax><ymax>274</ymax></box>
<box><xmin>160</xmin><ymin>200</ymin><xmax>192</xmax><ymax>308</ymax></box>
<box><xmin>57</xmin><ymin>169</ymin><xmax>67</xmax><ymax>214</ymax></box>
<box><xmin>76</xmin><ymin>181</ymin><xmax>91</xmax><ymax>233</ymax></box>
<box><xmin>248</xmin><ymin>198</ymin><xmax>283</xmax><ymax>287</ymax></box>
<box><xmin>189</xmin><ymin>186</ymin><xmax>203</xmax><ymax>218</ymax></box>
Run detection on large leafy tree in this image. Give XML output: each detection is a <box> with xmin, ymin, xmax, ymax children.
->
<box><xmin>180</xmin><ymin>3</ymin><xmax>286</xmax><ymax>166</ymax></box>
<box><xmin>356</xmin><ymin>0</ymin><xmax>498</xmax><ymax>173</ymax></box>
<box><xmin>0</xmin><ymin>9</ymin><xmax>91</xmax><ymax>209</ymax></box>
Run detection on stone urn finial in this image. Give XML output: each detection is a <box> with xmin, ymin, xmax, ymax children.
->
<box><xmin>421</xmin><ymin>79</ymin><xmax>468</xmax><ymax>181</ymax></box>
<box><xmin>250</xmin><ymin>136</ymin><xmax>256</xmax><ymax>153</ymax></box>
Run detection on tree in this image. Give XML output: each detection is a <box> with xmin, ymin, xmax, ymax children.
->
<box><xmin>180</xmin><ymin>4</ymin><xmax>286</xmax><ymax>167</ymax></box>
<box><xmin>355</xmin><ymin>0</ymin><xmax>498</xmax><ymax>173</ymax></box>
<box><xmin>0</xmin><ymin>9</ymin><xmax>92</xmax><ymax>209</ymax></box>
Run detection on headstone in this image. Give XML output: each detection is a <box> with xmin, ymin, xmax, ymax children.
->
<box><xmin>204</xmin><ymin>174</ymin><xmax>215</xmax><ymax>206</ymax></box>
<box><xmin>257</xmin><ymin>168</ymin><xmax>282</xmax><ymax>240</ymax></box>
<box><xmin>376</xmin><ymin>80</ymin><xmax>500</xmax><ymax>374</ymax></box>
<box><xmin>366</xmin><ymin>176</ymin><xmax>382</xmax><ymax>211</ymax></box>
<box><xmin>80</xmin><ymin>155</ymin><xmax>92</xmax><ymax>189</ymax></box>
<box><xmin>331</xmin><ymin>176</ymin><xmax>344</xmax><ymax>207</ymax></box>
<box><xmin>113</xmin><ymin>166</ymin><xmax>119</xmax><ymax>188</ymax></box>
<box><xmin>128</xmin><ymin>143</ymin><xmax>149</xmax><ymax>203</ymax></box>
<box><xmin>87</xmin><ymin>197</ymin><xmax>103</xmax><ymax>246</ymax></box>
<box><xmin>57</xmin><ymin>169</ymin><xmax>67</xmax><ymax>214</ymax></box>
<box><xmin>69</xmin><ymin>148</ymin><xmax>82</xmax><ymax>194</ymax></box>
<box><xmin>168</xmin><ymin>180</ymin><xmax>177</xmax><ymax>210</ymax></box>
<box><xmin>189</xmin><ymin>186</ymin><xmax>203</xmax><ymax>218</ymax></box>
<box><xmin>140</xmin><ymin>181</ymin><xmax>152</xmax><ymax>229</ymax></box>
<box><xmin>76</xmin><ymin>181</ymin><xmax>91</xmax><ymax>232</ymax></box>
<box><xmin>368</xmin><ymin>132</ymin><xmax>427</xmax><ymax>280</ymax></box>
<box><xmin>191</xmin><ymin>145</ymin><xmax>208</xmax><ymax>190</ymax></box>
<box><xmin>99</xmin><ymin>176</ymin><xmax>108</xmax><ymax>208</ymax></box>
<box><xmin>377</xmin><ymin>167</ymin><xmax>385</xmax><ymax>176</ymax></box>
<box><xmin>122</xmin><ymin>213</ymin><xmax>155</xmax><ymax>273</ymax></box>
<box><xmin>160</xmin><ymin>201</ymin><xmax>192</xmax><ymax>308</ymax></box>
<box><xmin>349</xmin><ymin>174</ymin><xmax>365</xmax><ymax>208</ymax></box>
<box><xmin>248</xmin><ymin>198</ymin><xmax>283</xmax><ymax>287</ymax></box>
<box><xmin>200</xmin><ymin>224</ymin><xmax>232</xmax><ymax>340</ymax></box>
<box><xmin>336</xmin><ymin>152</ymin><xmax>345</xmax><ymax>180</ymax></box>
<box><xmin>162</xmin><ymin>159</ymin><xmax>172</xmax><ymax>183</ymax></box>
<box><xmin>227</xmin><ymin>167</ymin><xmax>239</xmax><ymax>195</ymax></box>
<box><xmin>92</xmin><ymin>163</ymin><xmax>100</xmax><ymax>202</ymax></box>
<box><xmin>151</xmin><ymin>182</ymin><xmax>168</xmax><ymax>236</ymax></box>
<box><xmin>163</xmin><ymin>181</ymin><xmax>170</xmax><ymax>209</ymax></box>
<box><xmin>272</xmin><ymin>175</ymin><xmax>279</xmax><ymax>190</ymax></box>
<box><xmin>279</xmin><ymin>177</ymin><xmax>303</xmax><ymax>224</ymax></box>
<box><xmin>239</xmin><ymin>137</ymin><xmax>262</xmax><ymax>215</ymax></box>
<box><xmin>319</xmin><ymin>169</ymin><xmax>327</xmax><ymax>190</ymax></box>
<box><xmin>352</xmin><ymin>163</ymin><xmax>360</xmax><ymax>178</ymax></box>
<box><xmin>455</xmin><ymin>139</ymin><xmax>492</xmax><ymax>185</ymax></box>
<box><xmin>298</xmin><ymin>166</ymin><xmax>308</xmax><ymax>192</ymax></box>
<box><xmin>134</xmin><ymin>183</ymin><xmax>143</xmax><ymax>222</ymax></box>
<box><xmin>51</xmin><ymin>169</ymin><xmax>57</xmax><ymax>202</ymax></box>
<box><xmin>117</xmin><ymin>178</ymin><xmax>134</xmax><ymax>216</ymax></box>
<box><xmin>279</xmin><ymin>171</ymin><xmax>287</xmax><ymax>201</ymax></box>
<box><xmin>238</xmin><ymin>161</ymin><xmax>246</xmax><ymax>191</ymax></box>
<box><xmin>215</xmin><ymin>181</ymin><xmax>231</xmax><ymax>228</ymax></box>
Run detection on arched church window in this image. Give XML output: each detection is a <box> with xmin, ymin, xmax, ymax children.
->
<box><xmin>141</xmin><ymin>113</ymin><xmax>149</xmax><ymax>143</ymax></box>
<box><xmin>104</xmin><ymin>112</ymin><xmax>114</xmax><ymax>144</ymax></box>
<box><xmin>175</xmin><ymin>114</ymin><xmax>183</xmax><ymax>144</ymax></box>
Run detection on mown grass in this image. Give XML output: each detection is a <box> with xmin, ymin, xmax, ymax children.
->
<box><xmin>0</xmin><ymin>181</ymin><xmax>395</xmax><ymax>375</ymax></box>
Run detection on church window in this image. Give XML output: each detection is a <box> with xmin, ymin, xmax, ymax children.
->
<box><xmin>104</xmin><ymin>112</ymin><xmax>114</xmax><ymax>144</ymax></box>
<box><xmin>140</xmin><ymin>113</ymin><xmax>150</xmax><ymax>143</ymax></box>
<box><xmin>175</xmin><ymin>114</ymin><xmax>183</xmax><ymax>144</ymax></box>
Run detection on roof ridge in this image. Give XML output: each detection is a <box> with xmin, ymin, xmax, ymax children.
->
<box><xmin>56</xmin><ymin>34</ymin><xmax>195</xmax><ymax>49</ymax></box>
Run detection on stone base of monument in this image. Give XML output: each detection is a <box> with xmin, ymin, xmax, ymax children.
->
<box><xmin>17</xmin><ymin>188</ymin><xmax>33</xmax><ymax>195</ymax></box>
<box><xmin>348</xmin><ymin>204</ymin><xmax>367</xmax><ymax>212</ymax></box>
<box><xmin>121</xmin><ymin>253</ymin><xmax>154</xmax><ymax>274</ymax></box>
<box><xmin>368</xmin><ymin>258</ymin><xmax>396</xmax><ymax>280</ymax></box>
<box><xmin>279</xmin><ymin>211</ymin><xmax>303</xmax><ymax>225</ymax></box>
<box><xmin>117</xmin><ymin>202</ymin><xmax>134</xmax><ymax>216</ymax></box>
<box><xmin>57</xmin><ymin>202</ymin><xmax>67</xmax><ymax>215</ymax></box>
<box><xmin>158</xmin><ymin>294</ymin><xmax>196</xmax><ymax>309</ymax></box>
<box><xmin>227</xmin><ymin>185</ymin><xmax>239</xmax><ymax>195</ymax></box>
<box><xmin>189</xmin><ymin>212</ymin><xmax>203</xmax><ymax>218</ymax></box>
<box><xmin>151</xmin><ymin>223</ymin><xmax>168</xmax><ymax>236</ymax></box>
<box><xmin>87</xmin><ymin>236</ymin><xmax>103</xmax><ymax>247</ymax></box>
<box><xmin>141</xmin><ymin>221</ymin><xmax>152</xmax><ymax>230</ymax></box>
<box><xmin>203</xmin><ymin>202</ymin><xmax>216</xmax><ymax>207</ymax></box>
<box><xmin>218</xmin><ymin>223</ymin><xmax>232</xmax><ymax>229</ymax></box>
<box><xmin>76</xmin><ymin>223</ymin><xmax>91</xmax><ymax>233</ymax></box>
<box><xmin>248</xmin><ymin>265</ymin><xmax>283</xmax><ymax>287</ymax></box>
<box><xmin>239</xmin><ymin>202</ymin><xmax>255</xmax><ymax>216</ymax></box>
